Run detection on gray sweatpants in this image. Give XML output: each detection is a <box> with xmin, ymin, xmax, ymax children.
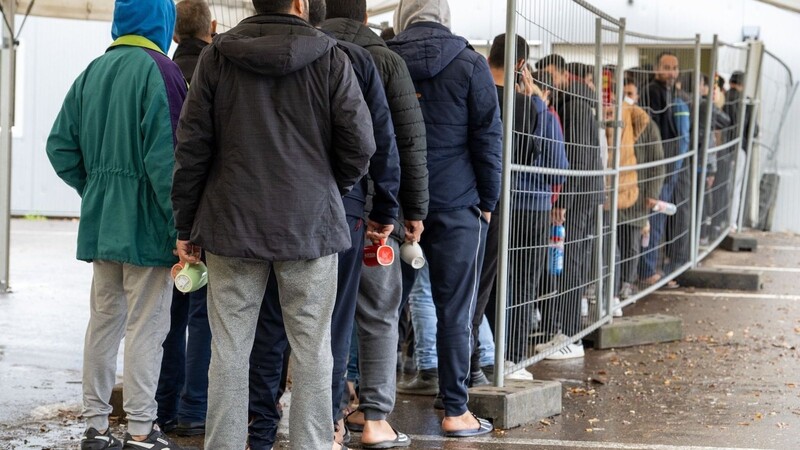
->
<box><xmin>83</xmin><ymin>261</ymin><xmax>173</xmax><ymax>436</ymax></box>
<box><xmin>204</xmin><ymin>252</ymin><xmax>338</xmax><ymax>450</ymax></box>
<box><xmin>356</xmin><ymin>238</ymin><xmax>403</xmax><ymax>421</ymax></box>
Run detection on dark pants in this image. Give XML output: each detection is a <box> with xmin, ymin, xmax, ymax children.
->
<box><xmin>248</xmin><ymin>216</ymin><xmax>364</xmax><ymax>449</ymax></box>
<box><xmin>666</xmin><ymin>170</ymin><xmax>691</xmax><ymax>272</ymax></box>
<box><xmin>472</xmin><ymin>210</ymin><xmax>500</xmax><ymax>371</ymax></box>
<box><xmin>640</xmin><ymin>177</ymin><xmax>675</xmax><ymax>279</ymax></box>
<box><xmin>618</xmin><ymin>224</ymin><xmax>643</xmax><ymax>285</ymax></box>
<box><xmin>419</xmin><ymin>207</ymin><xmax>488</xmax><ymax>417</ymax></box>
<box><xmin>543</xmin><ymin>201</ymin><xmax>598</xmax><ymax>338</ymax></box>
<box><xmin>156</xmin><ymin>285</ymin><xmax>211</xmax><ymax>424</ymax></box>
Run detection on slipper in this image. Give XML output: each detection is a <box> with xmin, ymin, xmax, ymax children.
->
<box><xmin>360</xmin><ymin>428</ymin><xmax>411</xmax><ymax>449</ymax></box>
<box><xmin>344</xmin><ymin>410</ymin><xmax>364</xmax><ymax>433</ymax></box>
<box><xmin>443</xmin><ymin>414</ymin><xmax>493</xmax><ymax>438</ymax></box>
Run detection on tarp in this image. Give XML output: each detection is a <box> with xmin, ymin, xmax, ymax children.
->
<box><xmin>12</xmin><ymin>0</ymin><xmax>401</xmax><ymax>22</ymax></box>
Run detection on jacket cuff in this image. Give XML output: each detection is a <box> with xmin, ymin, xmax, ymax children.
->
<box><xmin>402</xmin><ymin>208</ymin><xmax>428</xmax><ymax>222</ymax></box>
<box><xmin>177</xmin><ymin>230</ymin><xmax>192</xmax><ymax>241</ymax></box>
<box><xmin>368</xmin><ymin>210</ymin><xmax>395</xmax><ymax>226</ymax></box>
<box><xmin>478</xmin><ymin>200</ymin><xmax>497</xmax><ymax>213</ymax></box>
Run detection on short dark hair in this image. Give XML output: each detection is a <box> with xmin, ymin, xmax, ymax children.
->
<box><xmin>252</xmin><ymin>0</ymin><xmax>294</xmax><ymax>15</ymax></box>
<box><xmin>655</xmin><ymin>51</ymin><xmax>678</xmax><ymax>67</ymax></box>
<box><xmin>532</xmin><ymin>71</ymin><xmax>554</xmax><ymax>91</ymax></box>
<box><xmin>380</xmin><ymin>27</ymin><xmax>395</xmax><ymax>41</ymax></box>
<box><xmin>565</xmin><ymin>62</ymin><xmax>592</xmax><ymax>78</ymax></box>
<box><xmin>535</xmin><ymin>54</ymin><xmax>566</xmax><ymax>72</ymax></box>
<box><xmin>175</xmin><ymin>0</ymin><xmax>212</xmax><ymax>40</ymax></box>
<box><xmin>488</xmin><ymin>34</ymin><xmax>529</xmax><ymax>68</ymax></box>
<box><xmin>730</xmin><ymin>70</ymin><xmax>744</xmax><ymax>85</ymax></box>
<box><xmin>326</xmin><ymin>0</ymin><xmax>367</xmax><ymax>23</ymax></box>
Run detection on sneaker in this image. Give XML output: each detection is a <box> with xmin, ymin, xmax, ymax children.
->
<box><xmin>533</xmin><ymin>333</ymin><xmax>571</xmax><ymax>355</ymax></box>
<box><xmin>619</xmin><ymin>282</ymin><xmax>635</xmax><ymax>300</ymax></box>
<box><xmin>397</xmin><ymin>369</ymin><xmax>438</xmax><ymax>396</ymax></box>
<box><xmin>612</xmin><ymin>297</ymin><xmax>623</xmax><ymax>317</ymax></box>
<box><xmin>175</xmin><ymin>421</ymin><xmax>205</xmax><ymax>437</ymax></box>
<box><xmin>545</xmin><ymin>342</ymin><xmax>585</xmax><ymax>360</ymax></box>
<box><xmin>469</xmin><ymin>369</ymin><xmax>490</xmax><ymax>387</ymax></box>
<box><xmin>505</xmin><ymin>367</ymin><xmax>534</xmax><ymax>381</ymax></box>
<box><xmin>123</xmin><ymin>428</ymin><xmax>184</xmax><ymax>450</ymax></box>
<box><xmin>81</xmin><ymin>428</ymin><xmax>122</xmax><ymax>450</ymax></box>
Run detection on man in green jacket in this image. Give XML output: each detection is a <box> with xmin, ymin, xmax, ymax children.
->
<box><xmin>46</xmin><ymin>1</ymin><xmax>187</xmax><ymax>449</ymax></box>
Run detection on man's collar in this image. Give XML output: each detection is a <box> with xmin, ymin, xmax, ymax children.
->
<box><xmin>109</xmin><ymin>35</ymin><xmax>164</xmax><ymax>54</ymax></box>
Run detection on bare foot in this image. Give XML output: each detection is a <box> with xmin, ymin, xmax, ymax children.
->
<box><xmin>362</xmin><ymin>419</ymin><xmax>398</xmax><ymax>445</ymax></box>
<box><xmin>441</xmin><ymin>411</ymin><xmax>480</xmax><ymax>433</ymax></box>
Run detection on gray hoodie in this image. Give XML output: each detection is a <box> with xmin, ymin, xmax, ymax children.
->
<box><xmin>394</xmin><ymin>0</ymin><xmax>451</xmax><ymax>32</ymax></box>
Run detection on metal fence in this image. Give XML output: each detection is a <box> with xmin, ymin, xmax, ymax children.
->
<box><xmin>492</xmin><ymin>0</ymin><xmax>769</xmax><ymax>385</ymax></box>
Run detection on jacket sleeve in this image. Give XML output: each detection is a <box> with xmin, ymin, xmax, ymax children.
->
<box><xmin>540</xmin><ymin>109</ymin><xmax>569</xmax><ymax>186</ymax></box>
<box><xmin>172</xmin><ymin>46</ymin><xmax>217</xmax><ymax>241</ymax></box>
<box><xmin>46</xmin><ymin>75</ymin><xmax>87</xmax><ymax>197</ymax></box>
<box><xmin>330</xmin><ymin>48</ymin><xmax>376</xmax><ymax>196</ymax></box>
<box><xmin>467</xmin><ymin>55</ymin><xmax>503</xmax><ymax>212</ymax></box>
<box><xmin>380</xmin><ymin>54</ymin><xmax>429</xmax><ymax>221</ymax></box>
<box><xmin>636</xmin><ymin>122</ymin><xmax>665</xmax><ymax>202</ymax></box>
<box><xmin>142</xmin><ymin>64</ymin><xmax>187</xmax><ymax>243</ymax></box>
<box><xmin>362</xmin><ymin>59</ymin><xmax>401</xmax><ymax>225</ymax></box>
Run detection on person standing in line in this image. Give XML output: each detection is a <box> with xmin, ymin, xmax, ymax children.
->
<box><xmin>320</xmin><ymin>1</ymin><xmax>429</xmax><ymax>447</ymax></box>
<box><xmin>388</xmin><ymin>0</ymin><xmax>502</xmax><ymax>437</ymax></box>
<box><xmin>246</xmin><ymin>3</ymin><xmax>402</xmax><ymax>449</ymax></box>
<box><xmin>534</xmin><ymin>53</ymin><xmax>603</xmax><ymax>359</ymax></box>
<box><xmin>171</xmin><ymin>0</ymin><xmax>376</xmax><ymax>448</ymax></box>
<box><xmin>46</xmin><ymin>1</ymin><xmax>187</xmax><ymax>449</ymax></box>
<box><xmin>155</xmin><ymin>0</ymin><xmax>215</xmax><ymax>437</ymax></box>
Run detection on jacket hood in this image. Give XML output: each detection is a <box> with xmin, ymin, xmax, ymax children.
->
<box><xmin>394</xmin><ymin>0</ymin><xmax>451</xmax><ymax>33</ymax></box>
<box><xmin>112</xmin><ymin>0</ymin><xmax>176</xmax><ymax>53</ymax></box>
<box><xmin>320</xmin><ymin>18</ymin><xmax>386</xmax><ymax>49</ymax></box>
<box><xmin>216</xmin><ymin>15</ymin><xmax>335</xmax><ymax>77</ymax></box>
<box><xmin>388</xmin><ymin>23</ymin><xmax>466</xmax><ymax>80</ymax></box>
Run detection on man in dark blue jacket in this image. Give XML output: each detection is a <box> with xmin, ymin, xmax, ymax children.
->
<box><xmin>388</xmin><ymin>0</ymin><xmax>502</xmax><ymax>437</ymax></box>
<box><xmin>246</xmin><ymin>3</ymin><xmax>402</xmax><ymax>449</ymax></box>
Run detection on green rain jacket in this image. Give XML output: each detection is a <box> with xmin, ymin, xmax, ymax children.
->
<box><xmin>46</xmin><ymin>35</ymin><xmax>187</xmax><ymax>267</ymax></box>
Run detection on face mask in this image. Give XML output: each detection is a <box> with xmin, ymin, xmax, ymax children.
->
<box><xmin>624</xmin><ymin>96</ymin><xmax>635</xmax><ymax>105</ymax></box>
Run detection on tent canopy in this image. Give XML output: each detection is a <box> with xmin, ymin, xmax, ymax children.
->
<box><xmin>11</xmin><ymin>0</ymin><xmax>402</xmax><ymax>22</ymax></box>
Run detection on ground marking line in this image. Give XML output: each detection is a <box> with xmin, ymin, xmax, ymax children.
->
<box><xmin>407</xmin><ymin>434</ymin><xmax>771</xmax><ymax>450</ymax></box>
<box><xmin>705</xmin><ymin>264</ymin><xmax>800</xmax><ymax>273</ymax></box>
<box><xmin>759</xmin><ymin>245</ymin><xmax>800</xmax><ymax>251</ymax></box>
<box><xmin>651</xmin><ymin>291</ymin><xmax>800</xmax><ymax>301</ymax></box>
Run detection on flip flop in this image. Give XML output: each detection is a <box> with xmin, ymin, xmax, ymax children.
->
<box><xmin>344</xmin><ymin>410</ymin><xmax>364</xmax><ymax>433</ymax></box>
<box><xmin>360</xmin><ymin>428</ymin><xmax>411</xmax><ymax>449</ymax></box>
<box><xmin>444</xmin><ymin>414</ymin><xmax>494</xmax><ymax>438</ymax></box>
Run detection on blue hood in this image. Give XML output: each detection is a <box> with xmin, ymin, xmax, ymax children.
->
<box><xmin>112</xmin><ymin>0</ymin><xmax>176</xmax><ymax>53</ymax></box>
<box><xmin>388</xmin><ymin>23</ymin><xmax>467</xmax><ymax>80</ymax></box>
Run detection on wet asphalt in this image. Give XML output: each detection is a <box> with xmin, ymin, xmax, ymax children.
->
<box><xmin>1</xmin><ymin>220</ymin><xmax>799</xmax><ymax>449</ymax></box>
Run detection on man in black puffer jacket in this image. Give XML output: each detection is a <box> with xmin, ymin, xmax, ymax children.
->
<box><xmin>320</xmin><ymin>1</ymin><xmax>428</xmax><ymax>446</ymax></box>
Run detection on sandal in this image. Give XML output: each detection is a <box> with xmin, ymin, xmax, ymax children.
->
<box><xmin>344</xmin><ymin>410</ymin><xmax>364</xmax><ymax>433</ymax></box>
<box><xmin>443</xmin><ymin>413</ymin><xmax>493</xmax><ymax>438</ymax></box>
<box><xmin>360</xmin><ymin>427</ymin><xmax>411</xmax><ymax>449</ymax></box>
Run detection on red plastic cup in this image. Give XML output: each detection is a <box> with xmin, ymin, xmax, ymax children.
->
<box><xmin>363</xmin><ymin>239</ymin><xmax>395</xmax><ymax>267</ymax></box>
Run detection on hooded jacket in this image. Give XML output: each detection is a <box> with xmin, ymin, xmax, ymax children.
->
<box><xmin>619</xmin><ymin>120</ymin><xmax>665</xmax><ymax>228</ymax></box>
<box><xmin>46</xmin><ymin>0</ymin><xmax>186</xmax><ymax>267</ymax></box>
<box><xmin>320</xmin><ymin>18</ymin><xmax>429</xmax><ymax>221</ymax></box>
<box><xmin>333</xmin><ymin>37</ymin><xmax>401</xmax><ymax>225</ymax></box>
<box><xmin>172</xmin><ymin>14</ymin><xmax>375</xmax><ymax>261</ymax></box>
<box><xmin>606</xmin><ymin>104</ymin><xmax>646</xmax><ymax>210</ymax></box>
<box><xmin>552</xmin><ymin>81</ymin><xmax>604</xmax><ymax>209</ymax></box>
<box><xmin>388</xmin><ymin>21</ymin><xmax>502</xmax><ymax>213</ymax></box>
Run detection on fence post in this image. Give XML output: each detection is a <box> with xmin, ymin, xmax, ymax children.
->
<box><xmin>492</xmin><ymin>0</ymin><xmax>518</xmax><ymax>388</ymax></box>
<box><xmin>695</xmin><ymin>35</ymin><xmax>718</xmax><ymax>250</ymax></box>
<box><xmin>738</xmin><ymin>41</ymin><xmax>765</xmax><ymax>231</ymax></box>
<box><xmin>690</xmin><ymin>34</ymin><xmax>702</xmax><ymax>267</ymax></box>
<box><xmin>0</xmin><ymin>0</ymin><xmax>15</xmax><ymax>293</ymax></box>
<box><xmin>605</xmin><ymin>18</ymin><xmax>627</xmax><ymax>318</ymax></box>
<box><xmin>593</xmin><ymin>18</ymin><xmax>605</xmax><ymax>319</ymax></box>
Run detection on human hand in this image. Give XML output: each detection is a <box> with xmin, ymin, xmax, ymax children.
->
<box><xmin>176</xmin><ymin>239</ymin><xmax>202</xmax><ymax>265</ymax></box>
<box><xmin>404</xmin><ymin>220</ymin><xmax>424</xmax><ymax>243</ymax></box>
<box><xmin>706</xmin><ymin>176</ymin><xmax>715</xmax><ymax>189</ymax></box>
<box><xmin>646</xmin><ymin>198</ymin><xmax>658</xmax><ymax>209</ymax></box>
<box><xmin>551</xmin><ymin>208</ymin><xmax>566</xmax><ymax>225</ymax></box>
<box><xmin>482</xmin><ymin>211</ymin><xmax>492</xmax><ymax>224</ymax></box>
<box><xmin>367</xmin><ymin>220</ymin><xmax>394</xmax><ymax>245</ymax></box>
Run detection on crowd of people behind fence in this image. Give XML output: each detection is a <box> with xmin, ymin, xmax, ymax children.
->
<box><xmin>45</xmin><ymin>0</ymin><xmax>751</xmax><ymax>449</ymax></box>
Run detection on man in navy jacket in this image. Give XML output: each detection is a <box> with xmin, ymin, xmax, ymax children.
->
<box><xmin>388</xmin><ymin>0</ymin><xmax>502</xmax><ymax>437</ymax></box>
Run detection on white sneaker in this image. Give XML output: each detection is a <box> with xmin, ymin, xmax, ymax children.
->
<box><xmin>533</xmin><ymin>333</ymin><xmax>570</xmax><ymax>354</ymax></box>
<box><xmin>506</xmin><ymin>366</ymin><xmax>534</xmax><ymax>381</ymax></box>
<box><xmin>545</xmin><ymin>343</ymin><xmax>585</xmax><ymax>360</ymax></box>
<box><xmin>612</xmin><ymin>297</ymin><xmax>623</xmax><ymax>317</ymax></box>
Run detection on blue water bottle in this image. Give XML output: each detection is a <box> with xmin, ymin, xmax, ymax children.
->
<box><xmin>549</xmin><ymin>225</ymin><xmax>565</xmax><ymax>275</ymax></box>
